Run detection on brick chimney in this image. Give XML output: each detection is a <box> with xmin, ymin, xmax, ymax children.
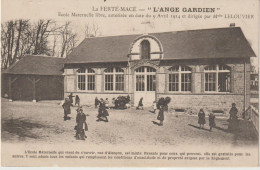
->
<box><xmin>230</xmin><ymin>23</ymin><xmax>236</xmax><ymax>27</ymax></box>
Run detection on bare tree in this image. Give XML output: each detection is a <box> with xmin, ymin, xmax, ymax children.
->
<box><xmin>84</xmin><ymin>22</ymin><xmax>101</xmax><ymax>38</ymax></box>
<box><xmin>84</xmin><ymin>23</ymin><xmax>92</xmax><ymax>38</ymax></box>
<box><xmin>51</xmin><ymin>35</ymin><xmax>58</xmax><ymax>56</ymax></box>
<box><xmin>1</xmin><ymin>19</ymin><xmax>56</xmax><ymax>68</ymax></box>
<box><xmin>92</xmin><ymin>22</ymin><xmax>100</xmax><ymax>37</ymax></box>
<box><xmin>1</xmin><ymin>20</ymin><xmax>17</xmax><ymax>68</ymax></box>
<box><xmin>59</xmin><ymin>21</ymin><xmax>78</xmax><ymax>58</ymax></box>
<box><xmin>1</xmin><ymin>23</ymin><xmax>8</xmax><ymax>67</ymax></box>
<box><xmin>13</xmin><ymin>20</ymin><xmax>30</xmax><ymax>63</ymax></box>
<box><xmin>1</xmin><ymin>20</ymin><xmax>101</xmax><ymax>68</ymax></box>
<box><xmin>32</xmin><ymin>19</ymin><xmax>56</xmax><ymax>55</ymax></box>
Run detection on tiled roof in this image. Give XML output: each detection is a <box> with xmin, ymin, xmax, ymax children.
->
<box><xmin>66</xmin><ymin>27</ymin><xmax>256</xmax><ymax>64</ymax></box>
<box><xmin>2</xmin><ymin>55</ymin><xmax>65</xmax><ymax>75</ymax></box>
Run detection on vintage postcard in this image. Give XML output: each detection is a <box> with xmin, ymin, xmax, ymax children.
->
<box><xmin>1</xmin><ymin>0</ymin><xmax>259</xmax><ymax>167</ymax></box>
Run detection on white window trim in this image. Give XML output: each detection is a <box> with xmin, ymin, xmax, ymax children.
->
<box><xmin>135</xmin><ymin>67</ymin><xmax>156</xmax><ymax>92</ymax></box>
<box><xmin>204</xmin><ymin>64</ymin><xmax>230</xmax><ymax>93</ymax></box>
<box><xmin>77</xmin><ymin>68</ymin><xmax>95</xmax><ymax>92</ymax></box>
<box><xmin>168</xmin><ymin>65</ymin><xmax>192</xmax><ymax>92</ymax></box>
<box><xmin>104</xmin><ymin>68</ymin><xmax>124</xmax><ymax>92</ymax></box>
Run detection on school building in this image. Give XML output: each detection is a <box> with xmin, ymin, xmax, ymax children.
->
<box><xmin>64</xmin><ymin>27</ymin><xmax>256</xmax><ymax>115</ymax></box>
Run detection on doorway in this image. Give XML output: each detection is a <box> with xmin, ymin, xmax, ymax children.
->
<box><xmin>134</xmin><ymin>66</ymin><xmax>156</xmax><ymax>106</ymax></box>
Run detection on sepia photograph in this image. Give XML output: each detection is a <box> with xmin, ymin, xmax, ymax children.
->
<box><xmin>1</xmin><ymin>0</ymin><xmax>259</xmax><ymax>167</ymax></box>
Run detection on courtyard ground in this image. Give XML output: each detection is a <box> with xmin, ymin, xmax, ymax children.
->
<box><xmin>1</xmin><ymin>98</ymin><xmax>258</xmax><ymax>147</ymax></box>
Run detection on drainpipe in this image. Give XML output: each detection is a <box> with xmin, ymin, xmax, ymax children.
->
<box><xmin>127</xmin><ymin>55</ymin><xmax>130</xmax><ymax>96</ymax></box>
<box><xmin>244</xmin><ymin>59</ymin><xmax>247</xmax><ymax>119</ymax></box>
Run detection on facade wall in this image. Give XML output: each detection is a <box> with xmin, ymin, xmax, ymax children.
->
<box><xmin>64</xmin><ymin>92</ymin><xmax>130</xmax><ymax>106</ymax></box>
<box><xmin>64</xmin><ymin>58</ymin><xmax>251</xmax><ymax>116</ymax></box>
<box><xmin>158</xmin><ymin>94</ymin><xmax>245</xmax><ymax>116</ymax></box>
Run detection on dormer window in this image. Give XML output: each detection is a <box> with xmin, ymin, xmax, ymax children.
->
<box><xmin>140</xmin><ymin>40</ymin><xmax>150</xmax><ymax>59</ymax></box>
<box><xmin>129</xmin><ymin>35</ymin><xmax>163</xmax><ymax>60</ymax></box>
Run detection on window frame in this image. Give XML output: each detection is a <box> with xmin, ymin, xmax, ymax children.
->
<box><xmin>104</xmin><ymin>67</ymin><xmax>125</xmax><ymax>92</ymax></box>
<box><xmin>168</xmin><ymin>65</ymin><xmax>192</xmax><ymax>93</ymax></box>
<box><xmin>135</xmin><ymin>66</ymin><xmax>156</xmax><ymax>92</ymax></box>
<box><xmin>77</xmin><ymin>68</ymin><xmax>95</xmax><ymax>92</ymax></box>
<box><xmin>204</xmin><ymin>64</ymin><xmax>231</xmax><ymax>93</ymax></box>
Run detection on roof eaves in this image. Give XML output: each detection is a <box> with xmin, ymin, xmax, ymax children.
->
<box><xmin>3</xmin><ymin>72</ymin><xmax>63</xmax><ymax>76</ymax></box>
<box><xmin>238</xmin><ymin>28</ymin><xmax>257</xmax><ymax>58</ymax></box>
<box><xmin>64</xmin><ymin>60</ymin><xmax>128</xmax><ymax>64</ymax></box>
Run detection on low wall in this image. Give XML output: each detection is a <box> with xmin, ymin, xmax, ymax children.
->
<box><xmin>64</xmin><ymin>92</ymin><xmax>130</xmax><ymax>106</ymax></box>
<box><xmin>158</xmin><ymin>94</ymin><xmax>244</xmax><ymax>116</ymax></box>
<box><xmin>65</xmin><ymin>92</ymin><xmax>246</xmax><ymax>117</ymax></box>
<box><xmin>246</xmin><ymin>106</ymin><xmax>259</xmax><ymax>134</ymax></box>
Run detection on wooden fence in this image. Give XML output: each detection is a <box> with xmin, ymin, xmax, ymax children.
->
<box><xmin>245</xmin><ymin>106</ymin><xmax>259</xmax><ymax>134</ymax></box>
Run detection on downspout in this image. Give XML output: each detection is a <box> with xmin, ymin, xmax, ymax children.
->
<box><xmin>127</xmin><ymin>55</ymin><xmax>130</xmax><ymax>96</ymax></box>
<box><xmin>127</xmin><ymin>55</ymin><xmax>131</xmax><ymax>106</ymax></box>
<box><xmin>64</xmin><ymin>63</ymin><xmax>66</xmax><ymax>100</ymax></box>
<box><xmin>244</xmin><ymin>59</ymin><xmax>247</xmax><ymax>119</ymax></box>
<box><xmin>63</xmin><ymin>63</ymin><xmax>66</xmax><ymax>100</ymax></box>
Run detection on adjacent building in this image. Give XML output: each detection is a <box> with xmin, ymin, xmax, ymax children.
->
<box><xmin>2</xmin><ymin>55</ymin><xmax>65</xmax><ymax>101</ymax></box>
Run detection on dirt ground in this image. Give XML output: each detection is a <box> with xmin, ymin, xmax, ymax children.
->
<box><xmin>1</xmin><ymin>99</ymin><xmax>258</xmax><ymax>147</ymax></box>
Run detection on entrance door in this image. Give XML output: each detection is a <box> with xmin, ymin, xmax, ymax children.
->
<box><xmin>134</xmin><ymin>66</ymin><xmax>156</xmax><ymax>106</ymax></box>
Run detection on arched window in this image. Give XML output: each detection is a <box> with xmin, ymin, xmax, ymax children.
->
<box><xmin>104</xmin><ymin>67</ymin><xmax>124</xmax><ymax>91</ymax></box>
<box><xmin>168</xmin><ymin>65</ymin><xmax>192</xmax><ymax>92</ymax></box>
<box><xmin>204</xmin><ymin>64</ymin><xmax>230</xmax><ymax>92</ymax></box>
<box><xmin>77</xmin><ymin>68</ymin><xmax>95</xmax><ymax>91</ymax></box>
<box><xmin>140</xmin><ymin>40</ymin><xmax>150</xmax><ymax>59</ymax></box>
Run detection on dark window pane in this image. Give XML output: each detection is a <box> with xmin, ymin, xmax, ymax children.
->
<box><xmin>169</xmin><ymin>74</ymin><xmax>178</xmax><ymax>91</ymax></box>
<box><xmin>140</xmin><ymin>40</ymin><xmax>150</xmax><ymax>59</ymax></box>
<box><xmin>78</xmin><ymin>75</ymin><xmax>86</xmax><ymax>90</ymax></box>
<box><xmin>105</xmin><ymin>75</ymin><xmax>113</xmax><ymax>91</ymax></box>
<box><xmin>205</xmin><ymin>73</ymin><xmax>216</xmax><ymax>91</ymax></box>
<box><xmin>218</xmin><ymin>72</ymin><xmax>230</xmax><ymax>92</ymax></box>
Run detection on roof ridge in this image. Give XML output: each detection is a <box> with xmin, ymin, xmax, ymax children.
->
<box><xmin>25</xmin><ymin>54</ymin><xmax>65</xmax><ymax>59</ymax></box>
<box><xmin>5</xmin><ymin>56</ymin><xmax>26</xmax><ymax>72</ymax></box>
<box><xmin>151</xmin><ymin>27</ymin><xmax>240</xmax><ymax>34</ymax></box>
<box><xmin>83</xmin><ymin>27</ymin><xmax>240</xmax><ymax>39</ymax></box>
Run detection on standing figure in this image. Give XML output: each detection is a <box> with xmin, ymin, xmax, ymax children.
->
<box><xmin>228</xmin><ymin>103</ymin><xmax>238</xmax><ymax>131</ymax></box>
<box><xmin>157</xmin><ymin>105</ymin><xmax>164</xmax><ymax>126</ymax></box>
<box><xmin>97</xmin><ymin>98</ymin><xmax>109</xmax><ymax>122</ymax></box>
<box><xmin>68</xmin><ymin>93</ymin><xmax>75</xmax><ymax>106</ymax></box>
<box><xmin>112</xmin><ymin>98</ymin><xmax>116</xmax><ymax>109</ymax></box>
<box><xmin>75</xmin><ymin>95</ymin><xmax>80</xmax><ymax>107</ymax></box>
<box><xmin>136</xmin><ymin>97</ymin><xmax>144</xmax><ymax>110</ymax></box>
<box><xmin>153</xmin><ymin>101</ymin><xmax>157</xmax><ymax>113</ymax></box>
<box><xmin>97</xmin><ymin>98</ymin><xmax>104</xmax><ymax>118</ymax></box>
<box><xmin>229</xmin><ymin>103</ymin><xmax>238</xmax><ymax>121</ymax></box>
<box><xmin>62</xmin><ymin>98</ymin><xmax>73</xmax><ymax>121</ymax></box>
<box><xmin>105</xmin><ymin>98</ymin><xmax>109</xmax><ymax>109</ymax></box>
<box><xmin>198</xmin><ymin>108</ymin><xmax>206</xmax><ymax>129</ymax></box>
<box><xmin>75</xmin><ymin>107</ymin><xmax>88</xmax><ymax>140</ymax></box>
<box><xmin>103</xmin><ymin>108</ymin><xmax>109</xmax><ymax>122</ymax></box>
<box><xmin>95</xmin><ymin>97</ymin><xmax>99</xmax><ymax>108</ymax></box>
<box><xmin>209</xmin><ymin>112</ymin><xmax>216</xmax><ymax>131</ymax></box>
